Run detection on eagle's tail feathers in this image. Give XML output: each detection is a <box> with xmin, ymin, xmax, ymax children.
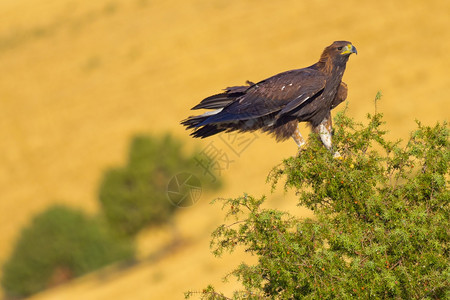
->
<box><xmin>192</xmin><ymin>83</ymin><xmax>253</xmax><ymax>110</ymax></box>
<box><xmin>192</xmin><ymin>94</ymin><xmax>234</xmax><ymax>110</ymax></box>
<box><xmin>189</xmin><ymin>124</ymin><xmax>227</xmax><ymax>138</ymax></box>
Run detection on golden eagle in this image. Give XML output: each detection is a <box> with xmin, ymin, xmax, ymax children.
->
<box><xmin>181</xmin><ymin>41</ymin><xmax>357</xmax><ymax>155</ymax></box>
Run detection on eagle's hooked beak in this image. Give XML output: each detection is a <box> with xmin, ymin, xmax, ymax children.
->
<box><xmin>341</xmin><ymin>44</ymin><xmax>357</xmax><ymax>55</ymax></box>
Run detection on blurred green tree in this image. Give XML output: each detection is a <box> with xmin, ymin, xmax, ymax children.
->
<box><xmin>1</xmin><ymin>205</ymin><xmax>134</xmax><ymax>298</ymax></box>
<box><xmin>99</xmin><ymin>133</ymin><xmax>221</xmax><ymax>237</ymax></box>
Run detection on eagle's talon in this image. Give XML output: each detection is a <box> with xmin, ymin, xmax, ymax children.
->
<box><xmin>296</xmin><ymin>146</ymin><xmax>307</xmax><ymax>156</ymax></box>
<box><xmin>333</xmin><ymin>151</ymin><xmax>343</xmax><ymax>159</ymax></box>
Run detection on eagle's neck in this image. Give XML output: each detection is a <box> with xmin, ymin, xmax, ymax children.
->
<box><xmin>316</xmin><ymin>53</ymin><xmax>333</xmax><ymax>74</ymax></box>
<box><xmin>317</xmin><ymin>54</ymin><xmax>348</xmax><ymax>111</ymax></box>
<box><xmin>316</xmin><ymin>53</ymin><xmax>349</xmax><ymax>76</ymax></box>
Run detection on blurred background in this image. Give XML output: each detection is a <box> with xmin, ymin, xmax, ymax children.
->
<box><xmin>0</xmin><ymin>0</ymin><xmax>448</xmax><ymax>299</ymax></box>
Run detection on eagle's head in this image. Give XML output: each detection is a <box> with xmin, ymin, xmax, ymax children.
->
<box><xmin>319</xmin><ymin>41</ymin><xmax>357</xmax><ymax>69</ymax></box>
<box><xmin>332</xmin><ymin>41</ymin><xmax>357</xmax><ymax>56</ymax></box>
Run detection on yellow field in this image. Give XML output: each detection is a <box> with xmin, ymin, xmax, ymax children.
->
<box><xmin>0</xmin><ymin>0</ymin><xmax>448</xmax><ymax>299</ymax></box>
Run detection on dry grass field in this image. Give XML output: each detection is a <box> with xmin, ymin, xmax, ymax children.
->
<box><xmin>0</xmin><ymin>0</ymin><xmax>448</xmax><ymax>299</ymax></box>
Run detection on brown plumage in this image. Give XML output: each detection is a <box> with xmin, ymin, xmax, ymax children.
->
<box><xmin>181</xmin><ymin>41</ymin><xmax>356</xmax><ymax>152</ymax></box>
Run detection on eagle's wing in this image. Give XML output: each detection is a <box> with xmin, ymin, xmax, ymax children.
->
<box><xmin>198</xmin><ymin>68</ymin><xmax>326</xmax><ymax>125</ymax></box>
<box><xmin>331</xmin><ymin>82</ymin><xmax>347</xmax><ymax>109</ymax></box>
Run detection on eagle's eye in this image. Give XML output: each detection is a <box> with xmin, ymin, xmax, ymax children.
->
<box><xmin>337</xmin><ymin>46</ymin><xmax>343</xmax><ymax>51</ymax></box>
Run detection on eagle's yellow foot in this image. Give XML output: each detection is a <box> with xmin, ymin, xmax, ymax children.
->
<box><xmin>333</xmin><ymin>151</ymin><xmax>343</xmax><ymax>159</ymax></box>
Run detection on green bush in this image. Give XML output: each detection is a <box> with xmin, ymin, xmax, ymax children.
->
<box><xmin>186</xmin><ymin>106</ymin><xmax>449</xmax><ymax>299</ymax></box>
<box><xmin>1</xmin><ymin>205</ymin><xmax>134</xmax><ymax>298</ymax></box>
<box><xmin>99</xmin><ymin>133</ymin><xmax>221</xmax><ymax>237</ymax></box>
